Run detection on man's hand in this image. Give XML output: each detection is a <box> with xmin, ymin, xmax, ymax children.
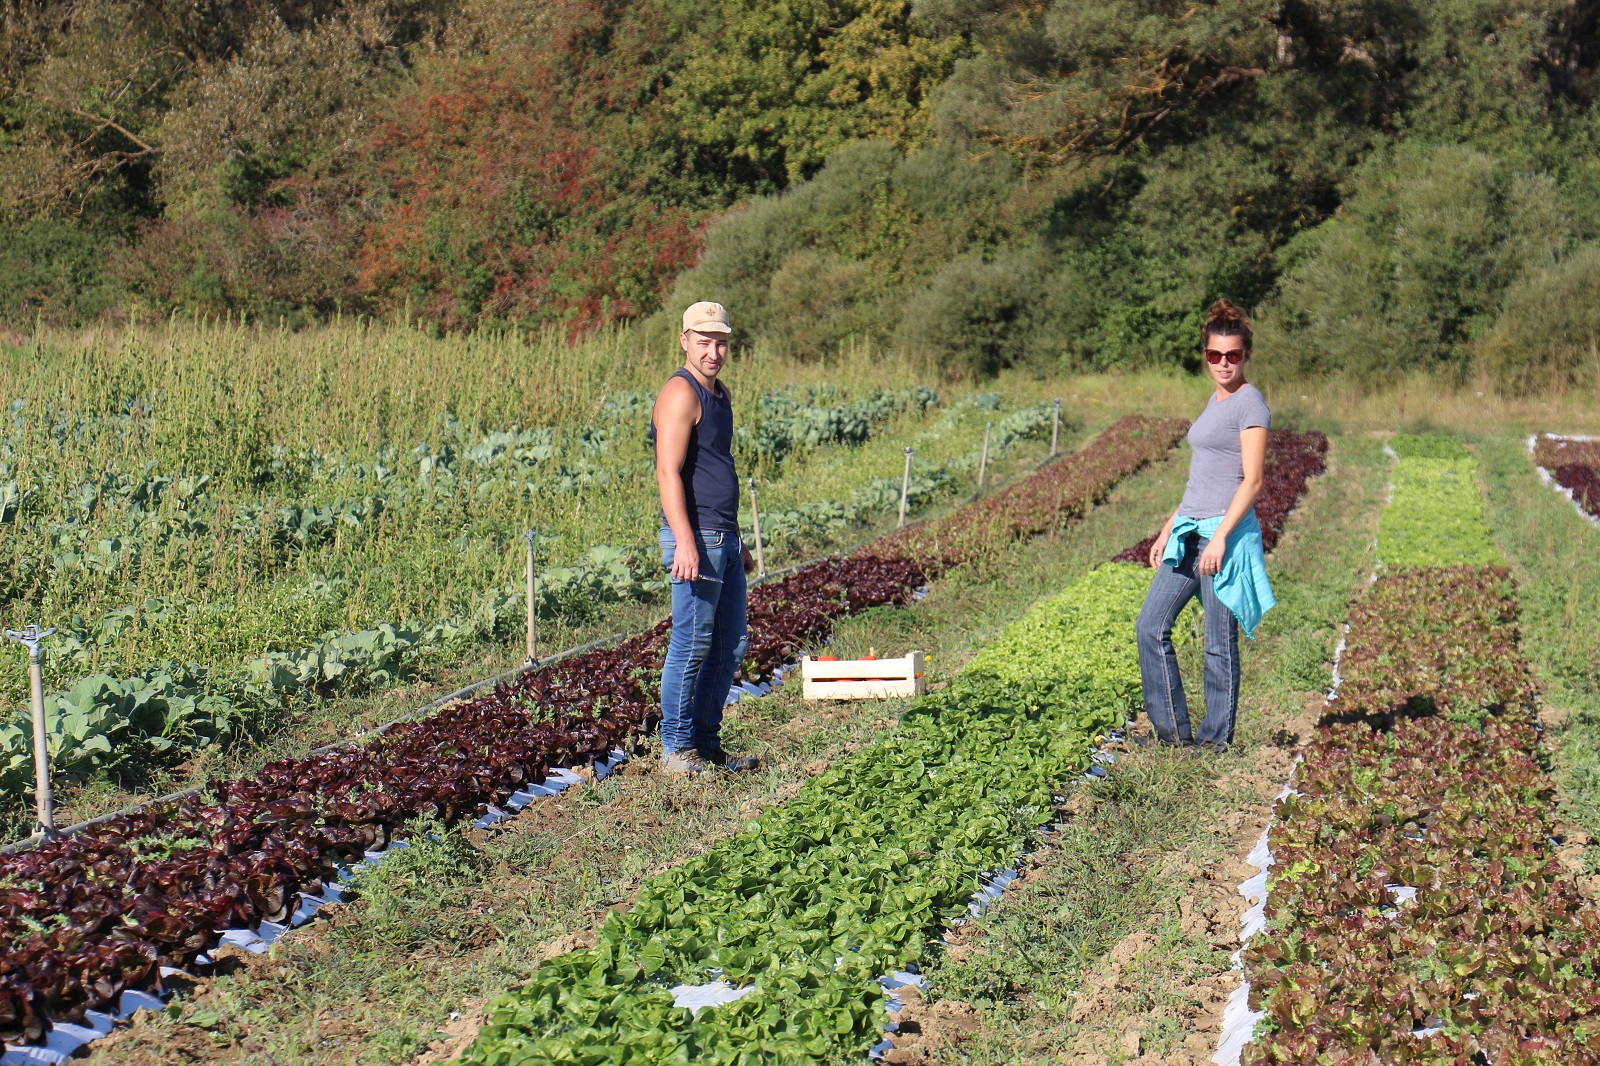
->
<box><xmin>1198</xmin><ymin>538</ymin><xmax>1226</xmax><ymax>577</ymax></box>
<box><xmin>672</xmin><ymin>542</ymin><xmax>700</xmax><ymax>583</ymax></box>
<box><xmin>742</xmin><ymin>546</ymin><xmax>755</xmax><ymax>574</ymax></box>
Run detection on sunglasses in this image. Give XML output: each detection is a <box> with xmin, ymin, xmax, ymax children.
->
<box><xmin>1204</xmin><ymin>349</ymin><xmax>1247</xmax><ymax>365</ymax></box>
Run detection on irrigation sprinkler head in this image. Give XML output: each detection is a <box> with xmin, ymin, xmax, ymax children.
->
<box><xmin>5</xmin><ymin>625</ymin><xmax>56</xmax><ymax>659</ymax></box>
<box><xmin>523</xmin><ymin>529</ymin><xmax>537</xmax><ymax>546</ymax></box>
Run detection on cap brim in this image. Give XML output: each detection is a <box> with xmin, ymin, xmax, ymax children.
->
<box><xmin>684</xmin><ymin>322</ymin><xmax>732</xmax><ymax>334</ymax></box>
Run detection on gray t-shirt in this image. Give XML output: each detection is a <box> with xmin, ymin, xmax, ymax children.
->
<box><xmin>1177</xmin><ymin>384</ymin><xmax>1271</xmax><ymax>519</ymax></box>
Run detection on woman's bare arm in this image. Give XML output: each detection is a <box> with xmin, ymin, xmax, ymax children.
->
<box><xmin>1197</xmin><ymin>426</ymin><xmax>1267</xmax><ymax>576</ymax></box>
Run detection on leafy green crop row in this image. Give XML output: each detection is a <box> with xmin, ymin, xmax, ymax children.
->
<box><xmin>457</xmin><ymin>564</ymin><xmax>1154</xmax><ymax>1065</ymax></box>
<box><xmin>1377</xmin><ymin>436</ymin><xmax>1502</xmax><ymax>567</ymax></box>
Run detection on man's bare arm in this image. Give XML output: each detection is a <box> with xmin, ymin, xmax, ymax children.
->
<box><xmin>654</xmin><ymin>377</ymin><xmax>701</xmax><ymax>581</ymax></box>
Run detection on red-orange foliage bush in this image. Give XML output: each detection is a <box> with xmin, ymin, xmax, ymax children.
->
<box><xmin>356</xmin><ymin>0</ymin><xmax>706</xmax><ymax>333</ymax></box>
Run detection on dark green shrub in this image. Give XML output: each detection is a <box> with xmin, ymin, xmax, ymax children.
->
<box><xmin>1262</xmin><ymin>143</ymin><xmax>1584</xmax><ymax>380</ymax></box>
<box><xmin>0</xmin><ymin>221</ymin><xmax>121</xmax><ymax>325</ymax></box>
<box><xmin>1476</xmin><ymin>243</ymin><xmax>1600</xmax><ymax>389</ymax></box>
<box><xmin>895</xmin><ymin>245</ymin><xmax>1092</xmax><ymax>377</ymax></box>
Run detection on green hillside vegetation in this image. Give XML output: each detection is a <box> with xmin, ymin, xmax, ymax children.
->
<box><xmin>2</xmin><ymin>0</ymin><xmax>1598</xmax><ymax>383</ymax></box>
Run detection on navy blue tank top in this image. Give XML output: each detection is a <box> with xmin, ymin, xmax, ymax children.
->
<box><xmin>650</xmin><ymin>368</ymin><xmax>739</xmax><ymax>532</ymax></box>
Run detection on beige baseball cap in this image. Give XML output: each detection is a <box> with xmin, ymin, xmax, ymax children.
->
<box><xmin>681</xmin><ymin>301</ymin><xmax>731</xmax><ymax>335</ymax></box>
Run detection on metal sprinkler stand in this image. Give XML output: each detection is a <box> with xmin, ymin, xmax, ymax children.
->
<box><xmin>1051</xmin><ymin>398</ymin><xmax>1062</xmax><ymax>457</ymax></box>
<box><xmin>898</xmin><ymin>447</ymin><xmax>917</xmax><ymax>529</ymax></box>
<box><xmin>523</xmin><ymin>530</ymin><xmax>539</xmax><ymax>667</ymax></box>
<box><xmin>6</xmin><ymin>624</ymin><xmax>57</xmax><ymax>838</ymax></box>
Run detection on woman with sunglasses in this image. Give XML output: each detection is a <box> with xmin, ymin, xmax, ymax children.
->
<box><xmin>1135</xmin><ymin>299</ymin><xmax>1274</xmax><ymax>751</ymax></box>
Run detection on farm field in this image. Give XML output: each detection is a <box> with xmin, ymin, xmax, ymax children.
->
<box><xmin>3</xmin><ymin>393</ymin><xmax>1190</xmax><ymax>1056</ymax></box>
<box><xmin>896</xmin><ymin>427</ymin><xmax>1600</xmax><ymax>1064</ymax></box>
<box><xmin>7</xmin><ymin>0</ymin><xmax>1600</xmax><ymax>1059</ymax></box>
<box><xmin>0</xmin><ymin>322</ymin><xmax>1174</xmax><ymax>838</ymax></box>
<box><xmin>5</xmin><ymin>324</ymin><xmax>1600</xmax><ymax>1066</ymax></box>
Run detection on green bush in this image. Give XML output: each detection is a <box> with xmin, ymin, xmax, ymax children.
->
<box><xmin>894</xmin><ymin>246</ymin><xmax>1093</xmax><ymax>377</ymax></box>
<box><xmin>1475</xmin><ymin>243</ymin><xmax>1600</xmax><ymax>388</ymax></box>
<box><xmin>0</xmin><ymin>222</ymin><xmax>121</xmax><ymax>325</ymax></box>
<box><xmin>1262</xmin><ymin>143</ymin><xmax>1586</xmax><ymax>381</ymax></box>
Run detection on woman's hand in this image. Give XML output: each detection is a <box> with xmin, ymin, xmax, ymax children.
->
<box><xmin>1147</xmin><ymin>535</ymin><xmax>1165</xmax><ymax>569</ymax></box>
<box><xmin>743</xmin><ymin>546</ymin><xmax>755</xmax><ymax>574</ymax></box>
<box><xmin>1148</xmin><ymin>524</ymin><xmax>1174</xmax><ymax>569</ymax></box>
<box><xmin>1198</xmin><ymin>538</ymin><xmax>1226</xmax><ymax>577</ymax></box>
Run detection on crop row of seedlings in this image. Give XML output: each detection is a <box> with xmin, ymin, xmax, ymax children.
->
<box><xmin>0</xmin><ymin>415</ymin><xmax>1185</xmax><ymax>1054</ymax></box>
<box><xmin>1375</xmin><ymin>434</ymin><xmax>1504</xmax><ymax>567</ymax></box>
<box><xmin>1111</xmin><ymin>428</ymin><xmax>1329</xmax><ymax>565</ymax></box>
<box><xmin>458</xmin><ymin>562</ymin><xmax>1158</xmax><ymax>1065</ymax></box>
<box><xmin>1530</xmin><ymin>434</ymin><xmax>1600</xmax><ymax>521</ymax></box>
<box><xmin>1240</xmin><ymin>435</ymin><xmax>1600</xmax><ymax>1064</ymax></box>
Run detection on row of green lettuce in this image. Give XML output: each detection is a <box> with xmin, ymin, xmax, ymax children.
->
<box><xmin>0</xmin><ymin>398</ymin><xmax>1055</xmax><ymax>814</ymax></box>
<box><xmin>456</xmin><ymin>562</ymin><xmax>1174</xmax><ymax>1065</ymax></box>
<box><xmin>1377</xmin><ymin>434</ymin><xmax>1503</xmax><ymax>568</ymax></box>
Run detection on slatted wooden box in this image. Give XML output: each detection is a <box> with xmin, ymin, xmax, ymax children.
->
<box><xmin>800</xmin><ymin>650</ymin><xmax>926</xmax><ymax>701</ymax></box>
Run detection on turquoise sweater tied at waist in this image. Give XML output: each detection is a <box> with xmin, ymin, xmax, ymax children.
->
<box><xmin>1161</xmin><ymin>509</ymin><xmax>1275</xmax><ymax>638</ymax></box>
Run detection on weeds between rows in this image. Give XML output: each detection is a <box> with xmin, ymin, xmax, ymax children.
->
<box><xmin>1478</xmin><ymin>436</ymin><xmax>1600</xmax><ymax>861</ymax></box>
<box><xmin>79</xmin><ymin>433</ymin><xmax>1197</xmax><ymax>1066</ymax></box>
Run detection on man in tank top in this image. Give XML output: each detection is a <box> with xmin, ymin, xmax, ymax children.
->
<box><xmin>650</xmin><ymin>301</ymin><xmax>759</xmax><ymax>776</ymax></box>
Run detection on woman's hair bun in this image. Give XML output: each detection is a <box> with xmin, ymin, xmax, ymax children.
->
<box><xmin>1203</xmin><ymin>298</ymin><xmax>1253</xmax><ymax>347</ymax></box>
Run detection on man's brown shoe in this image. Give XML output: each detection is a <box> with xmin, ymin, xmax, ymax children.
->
<box><xmin>661</xmin><ymin>750</ymin><xmax>712</xmax><ymax>776</ymax></box>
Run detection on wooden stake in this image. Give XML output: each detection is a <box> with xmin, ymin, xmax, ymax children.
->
<box><xmin>748</xmin><ymin>477</ymin><xmax>767</xmax><ymax>578</ymax></box>
<box><xmin>7</xmin><ymin>625</ymin><xmax>57</xmax><ymax>837</ymax></box>
<box><xmin>898</xmin><ymin>447</ymin><xmax>916</xmax><ymax>529</ymax></box>
<box><xmin>1051</xmin><ymin>398</ymin><xmax>1061</xmax><ymax>457</ymax></box>
<box><xmin>523</xmin><ymin>530</ymin><xmax>538</xmax><ymax>665</ymax></box>
<box><xmin>977</xmin><ymin>421</ymin><xmax>992</xmax><ymax>493</ymax></box>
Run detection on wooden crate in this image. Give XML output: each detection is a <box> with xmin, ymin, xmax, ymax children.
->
<box><xmin>801</xmin><ymin>650</ymin><xmax>926</xmax><ymax>701</ymax></box>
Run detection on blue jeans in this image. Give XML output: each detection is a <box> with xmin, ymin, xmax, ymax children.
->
<box><xmin>1135</xmin><ymin>533</ymin><xmax>1241</xmax><ymax>747</ymax></box>
<box><xmin>659</xmin><ymin>527</ymin><xmax>748</xmax><ymax>755</ymax></box>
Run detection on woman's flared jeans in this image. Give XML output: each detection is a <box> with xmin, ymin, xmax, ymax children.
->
<box><xmin>1135</xmin><ymin>533</ymin><xmax>1241</xmax><ymax>747</ymax></box>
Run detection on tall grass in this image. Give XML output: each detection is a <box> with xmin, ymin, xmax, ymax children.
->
<box><xmin>0</xmin><ymin>318</ymin><xmax>938</xmax><ymax>451</ymax></box>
